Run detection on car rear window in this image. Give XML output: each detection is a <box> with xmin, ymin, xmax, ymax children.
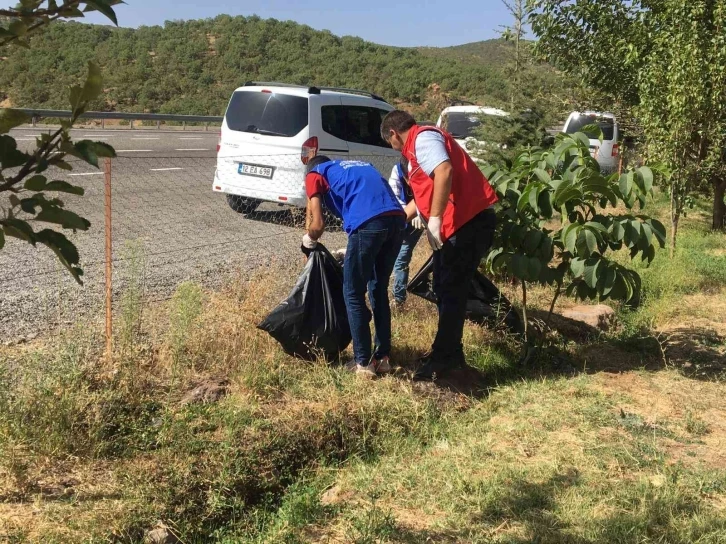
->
<box><xmin>566</xmin><ymin>115</ymin><xmax>615</xmax><ymax>140</ymax></box>
<box><xmin>440</xmin><ymin>112</ymin><xmax>483</xmax><ymax>139</ymax></box>
<box><xmin>321</xmin><ymin>106</ymin><xmax>391</xmax><ymax>148</ymax></box>
<box><xmin>225</xmin><ymin>91</ymin><xmax>308</xmax><ymax>137</ymax></box>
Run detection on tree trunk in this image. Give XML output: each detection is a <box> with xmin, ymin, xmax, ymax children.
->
<box><xmin>671</xmin><ymin>213</ymin><xmax>680</xmax><ymax>258</ymax></box>
<box><xmin>670</xmin><ymin>185</ymin><xmax>680</xmax><ymax>257</ymax></box>
<box><xmin>713</xmin><ymin>178</ymin><xmax>726</xmax><ymax>231</ymax></box>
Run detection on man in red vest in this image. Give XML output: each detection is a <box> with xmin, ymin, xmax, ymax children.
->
<box><xmin>380</xmin><ymin>110</ymin><xmax>498</xmax><ymax>380</ymax></box>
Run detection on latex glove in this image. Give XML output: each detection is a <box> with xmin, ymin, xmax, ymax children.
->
<box><xmin>425</xmin><ymin>216</ymin><xmax>443</xmax><ymax>251</ymax></box>
<box><xmin>301</xmin><ymin>233</ymin><xmax>318</xmax><ymax>257</ymax></box>
<box><xmin>411</xmin><ymin>215</ymin><xmax>424</xmax><ymax>230</ymax></box>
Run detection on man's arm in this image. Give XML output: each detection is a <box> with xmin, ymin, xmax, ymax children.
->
<box><xmin>429</xmin><ymin>160</ymin><xmax>453</xmax><ymax>217</ymax></box>
<box><xmin>306</xmin><ymin>195</ymin><xmax>325</xmax><ymax>241</ymax></box>
<box><xmin>404</xmin><ymin>200</ymin><xmax>418</xmax><ymax>221</ymax></box>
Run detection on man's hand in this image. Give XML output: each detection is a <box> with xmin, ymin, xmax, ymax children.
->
<box><xmin>426</xmin><ymin>216</ymin><xmax>443</xmax><ymax>251</ymax></box>
<box><xmin>301</xmin><ymin>233</ymin><xmax>318</xmax><ymax>257</ymax></box>
<box><xmin>411</xmin><ymin>215</ymin><xmax>424</xmax><ymax>230</ymax></box>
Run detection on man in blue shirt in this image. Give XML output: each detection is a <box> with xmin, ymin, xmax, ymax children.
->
<box><xmin>303</xmin><ymin>155</ymin><xmax>405</xmax><ymax>378</ymax></box>
<box><xmin>387</xmin><ymin>157</ymin><xmax>424</xmax><ymax>307</ymax></box>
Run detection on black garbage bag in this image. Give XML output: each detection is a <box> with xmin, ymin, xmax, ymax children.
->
<box><xmin>407</xmin><ymin>255</ymin><xmax>523</xmax><ymax>334</ymax></box>
<box><xmin>258</xmin><ymin>244</ymin><xmax>351</xmax><ymax>360</ymax></box>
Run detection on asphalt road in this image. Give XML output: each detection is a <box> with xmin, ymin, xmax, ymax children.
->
<box><xmin>10</xmin><ymin>126</ymin><xmax>220</xmax><ymax>157</ymax></box>
<box><xmin>1</xmin><ymin>127</ymin><xmax>343</xmax><ymax>342</ymax></box>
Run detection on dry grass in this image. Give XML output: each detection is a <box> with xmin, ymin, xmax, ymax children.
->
<box><xmin>1</xmin><ymin>212</ymin><xmax>725</xmax><ymax>542</ymax></box>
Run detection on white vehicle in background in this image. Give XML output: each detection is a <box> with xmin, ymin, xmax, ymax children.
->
<box><xmin>213</xmin><ymin>82</ymin><xmax>399</xmax><ymax>214</ymax></box>
<box><xmin>436</xmin><ymin>105</ymin><xmax>510</xmax><ymax>159</ymax></box>
<box><xmin>563</xmin><ymin>111</ymin><xmax>620</xmax><ymax>174</ymax></box>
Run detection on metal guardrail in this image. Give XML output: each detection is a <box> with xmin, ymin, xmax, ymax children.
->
<box><xmin>15</xmin><ymin>108</ymin><xmax>223</xmax><ymax>130</ymax></box>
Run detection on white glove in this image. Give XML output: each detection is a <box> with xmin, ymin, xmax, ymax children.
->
<box><xmin>426</xmin><ymin>216</ymin><xmax>443</xmax><ymax>251</ymax></box>
<box><xmin>302</xmin><ymin>233</ymin><xmax>318</xmax><ymax>249</ymax></box>
<box><xmin>411</xmin><ymin>215</ymin><xmax>424</xmax><ymax>230</ymax></box>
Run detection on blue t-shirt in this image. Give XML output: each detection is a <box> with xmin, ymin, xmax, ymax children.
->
<box><xmin>310</xmin><ymin>160</ymin><xmax>404</xmax><ymax>234</ymax></box>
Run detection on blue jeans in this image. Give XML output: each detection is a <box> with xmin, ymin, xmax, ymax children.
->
<box><xmin>392</xmin><ymin>225</ymin><xmax>423</xmax><ymax>303</ymax></box>
<box><xmin>344</xmin><ymin>214</ymin><xmax>405</xmax><ymax>366</ymax></box>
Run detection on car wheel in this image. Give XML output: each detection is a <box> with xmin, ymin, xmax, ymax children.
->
<box><xmin>226</xmin><ymin>194</ymin><xmax>260</xmax><ymax>215</ymax></box>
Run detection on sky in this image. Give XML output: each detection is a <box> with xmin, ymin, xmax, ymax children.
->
<box><xmin>76</xmin><ymin>0</ymin><xmax>520</xmax><ymax>48</ymax></box>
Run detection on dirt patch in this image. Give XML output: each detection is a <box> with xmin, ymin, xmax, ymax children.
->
<box><xmin>592</xmin><ymin>372</ymin><xmax>726</xmax><ymax>469</ymax></box>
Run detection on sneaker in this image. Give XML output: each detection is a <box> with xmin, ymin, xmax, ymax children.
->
<box><xmin>371</xmin><ymin>356</ymin><xmax>392</xmax><ymax>374</ymax></box>
<box><xmin>345</xmin><ymin>360</ymin><xmax>377</xmax><ymax>379</ymax></box>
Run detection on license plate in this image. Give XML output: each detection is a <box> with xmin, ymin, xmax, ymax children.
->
<box><xmin>238</xmin><ymin>163</ymin><xmax>274</xmax><ymax>179</ymax></box>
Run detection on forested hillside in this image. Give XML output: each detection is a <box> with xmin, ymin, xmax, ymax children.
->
<box><xmin>0</xmin><ymin>15</ymin><xmax>570</xmax><ymax>119</ymax></box>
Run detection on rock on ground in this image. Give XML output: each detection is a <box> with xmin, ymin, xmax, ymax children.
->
<box><xmin>561</xmin><ymin>304</ymin><xmax>616</xmax><ymax>331</ymax></box>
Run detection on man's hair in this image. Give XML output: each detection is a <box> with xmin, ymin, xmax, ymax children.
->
<box><xmin>306</xmin><ymin>154</ymin><xmax>331</xmax><ymax>173</ymax></box>
<box><xmin>380</xmin><ymin>110</ymin><xmax>416</xmax><ymax>141</ymax></box>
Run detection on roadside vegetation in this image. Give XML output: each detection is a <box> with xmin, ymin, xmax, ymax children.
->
<box><xmin>0</xmin><ymin>16</ymin><xmax>570</xmax><ymax>121</ymax></box>
<box><xmin>1</xmin><ymin>194</ymin><xmax>724</xmax><ymax>542</ymax></box>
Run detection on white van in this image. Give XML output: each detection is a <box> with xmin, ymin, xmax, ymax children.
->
<box><xmin>213</xmin><ymin>82</ymin><xmax>399</xmax><ymax>214</ymax></box>
<box><xmin>563</xmin><ymin>111</ymin><xmax>620</xmax><ymax>174</ymax></box>
<box><xmin>436</xmin><ymin>105</ymin><xmax>510</xmax><ymax>158</ymax></box>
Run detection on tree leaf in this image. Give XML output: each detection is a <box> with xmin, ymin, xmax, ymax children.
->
<box><xmin>524</xmin><ymin>230</ymin><xmax>544</xmax><ymax>255</ymax></box>
<box><xmin>70</xmin><ymin>140</ymin><xmax>115</xmax><ymax>167</ymax></box>
<box><xmin>599</xmin><ymin>264</ymin><xmax>617</xmax><ymax>298</ymax></box>
<box><xmin>570</xmin><ymin>257</ymin><xmax>586</xmax><ymax>277</ymax></box>
<box><xmin>619</xmin><ymin>173</ymin><xmax>633</xmax><ymax>198</ymax></box>
<box><xmin>83</xmin><ymin>0</ymin><xmax>119</xmax><ymax>26</ymax></box>
<box><xmin>563</xmin><ymin>224</ymin><xmax>580</xmax><ymax>254</ymax></box>
<box><xmin>35</xmin><ymin>230</ymin><xmax>84</xmax><ymax>285</ymax></box>
<box><xmin>641</xmin><ymin>222</ymin><xmax>653</xmax><ymax>246</ymax></box>
<box><xmin>648</xmin><ymin>218</ymin><xmax>667</xmax><ymax>246</ymax></box>
<box><xmin>529</xmin><ymin>183</ymin><xmax>542</xmax><ymax>211</ymax></box>
<box><xmin>583</xmin><ymin>257</ymin><xmax>601</xmax><ymax>288</ymax></box>
<box><xmin>77</xmin><ymin>141</ymin><xmax>100</xmax><ymax>167</ymax></box>
<box><xmin>537</xmin><ymin>189</ymin><xmax>554</xmax><ymax>218</ymax></box>
<box><xmin>584</xmin><ymin>221</ymin><xmax>608</xmax><ymax>234</ymax></box>
<box><xmin>71</xmin><ymin>62</ymin><xmax>104</xmax><ymax>115</ymax></box>
<box><xmin>0</xmin><ymin>109</ymin><xmax>31</xmax><ymax>134</ymax></box>
<box><xmin>528</xmin><ymin>257</ymin><xmax>542</xmax><ymax>281</ymax></box>
<box><xmin>511</xmin><ymin>254</ymin><xmax>529</xmax><ymax>280</ymax></box>
<box><xmin>533</xmin><ymin>168</ymin><xmax>552</xmax><ymax>184</ymax></box>
<box><xmin>637</xmin><ymin>166</ymin><xmax>654</xmax><ymax>193</ymax></box>
<box><xmin>576</xmin><ymin>229</ymin><xmax>598</xmax><ymax>257</ymax></box>
<box><xmin>518</xmin><ymin>184</ymin><xmax>535</xmax><ymax>212</ymax></box>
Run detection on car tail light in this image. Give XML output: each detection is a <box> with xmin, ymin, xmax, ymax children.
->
<box><xmin>216</xmin><ymin>132</ymin><xmax>221</xmax><ymax>153</ymax></box>
<box><xmin>612</xmin><ymin>143</ymin><xmax>620</xmax><ymax>157</ymax></box>
<box><xmin>301</xmin><ymin>136</ymin><xmax>318</xmax><ymax>164</ymax></box>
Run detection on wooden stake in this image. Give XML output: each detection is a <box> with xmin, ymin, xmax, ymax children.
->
<box><xmin>104</xmin><ymin>158</ymin><xmax>113</xmax><ymax>359</ymax></box>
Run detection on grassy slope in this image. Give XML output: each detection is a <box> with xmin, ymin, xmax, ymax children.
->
<box><xmin>0</xmin><ymin>198</ymin><xmax>725</xmax><ymax>542</ymax></box>
<box><xmin>0</xmin><ymin>22</ymin><xmax>571</xmax><ymax>121</ymax></box>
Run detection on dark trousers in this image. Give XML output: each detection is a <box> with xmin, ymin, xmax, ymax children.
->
<box><xmin>344</xmin><ymin>214</ymin><xmax>405</xmax><ymax>365</ymax></box>
<box><xmin>392</xmin><ymin>224</ymin><xmax>424</xmax><ymax>303</ymax></box>
<box><xmin>432</xmin><ymin>209</ymin><xmax>496</xmax><ymax>363</ymax></box>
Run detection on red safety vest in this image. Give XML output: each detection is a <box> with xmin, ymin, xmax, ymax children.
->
<box><xmin>402</xmin><ymin>125</ymin><xmax>498</xmax><ymax>242</ymax></box>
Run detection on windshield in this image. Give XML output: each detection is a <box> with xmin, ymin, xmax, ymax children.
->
<box><xmin>225</xmin><ymin>91</ymin><xmax>309</xmax><ymax>137</ymax></box>
<box><xmin>565</xmin><ymin>114</ymin><xmax>615</xmax><ymax>140</ymax></box>
<box><xmin>441</xmin><ymin>112</ymin><xmax>483</xmax><ymax>139</ymax></box>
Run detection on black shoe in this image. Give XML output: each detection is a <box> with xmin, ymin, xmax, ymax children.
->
<box><xmin>413</xmin><ymin>356</ymin><xmax>453</xmax><ymax>381</ymax></box>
